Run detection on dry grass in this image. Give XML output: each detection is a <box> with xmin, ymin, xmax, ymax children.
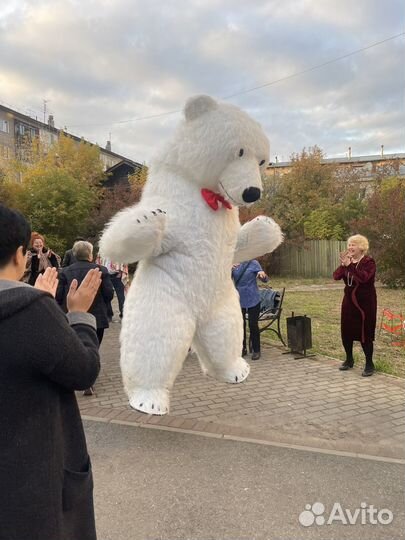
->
<box><xmin>262</xmin><ymin>278</ymin><xmax>405</xmax><ymax>377</ymax></box>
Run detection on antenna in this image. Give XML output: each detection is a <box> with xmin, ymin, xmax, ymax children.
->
<box><xmin>43</xmin><ymin>99</ymin><xmax>50</xmax><ymax>123</ymax></box>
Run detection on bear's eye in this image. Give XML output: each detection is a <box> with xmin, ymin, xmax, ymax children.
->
<box><xmin>259</xmin><ymin>159</ymin><xmax>266</xmax><ymax>166</ymax></box>
<box><xmin>239</xmin><ymin>148</ymin><xmax>244</xmax><ymax>157</ymax></box>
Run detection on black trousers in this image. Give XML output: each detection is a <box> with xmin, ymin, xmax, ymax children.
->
<box><xmin>96</xmin><ymin>328</ymin><xmax>105</xmax><ymax>346</ymax></box>
<box><xmin>110</xmin><ymin>273</ymin><xmax>126</xmax><ymax>317</ymax></box>
<box><xmin>242</xmin><ymin>302</ymin><xmax>261</xmax><ymax>353</ymax></box>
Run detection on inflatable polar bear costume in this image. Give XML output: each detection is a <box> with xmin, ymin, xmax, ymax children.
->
<box><xmin>100</xmin><ymin>95</ymin><xmax>283</xmax><ymax>415</ymax></box>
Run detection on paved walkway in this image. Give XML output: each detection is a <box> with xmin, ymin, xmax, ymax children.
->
<box><xmin>86</xmin><ymin>420</ymin><xmax>405</xmax><ymax>540</ymax></box>
<box><xmin>79</xmin><ymin>319</ymin><xmax>405</xmax><ymax>461</ymax></box>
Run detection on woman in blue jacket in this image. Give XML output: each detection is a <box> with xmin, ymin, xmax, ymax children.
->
<box><xmin>232</xmin><ymin>259</ymin><xmax>268</xmax><ymax>360</ymax></box>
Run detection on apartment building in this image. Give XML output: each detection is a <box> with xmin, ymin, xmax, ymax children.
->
<box><xmin>0</xmin><ymin>103</ymin><xmax>142</xmax><ymax>184</ymax></box>
<box><xmin>266</xmin><ymin>152</ymin><xmax>405</xmax><ymax>185</ymax></box>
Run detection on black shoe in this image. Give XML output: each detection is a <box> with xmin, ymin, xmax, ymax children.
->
<box><xmin>251</xmin><ymin>351</ymin><xmax>261</xmax><ymax>361</ymax></box>
<box><xmin>339</xmin><ymin>359</ymin><xmax>354</xmax><ymax>371</ymax></box>
<box><xmin>242</xmin><ymin>348</ymin><xmax>248</xmax><ymax>357</ymax></box>
<box><xmin>362</xmin><ymin>362</ymin><xmax>375</xmax><ymax>377</ymax></box>
<box><xmin>83</xmin><ymin>386</ymin><xmax>94</xmax><ymax>396</ymax></box>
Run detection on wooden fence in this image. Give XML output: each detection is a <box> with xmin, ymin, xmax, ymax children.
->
<box><xmin>271</xmin><ymin>239</ymin><xmax>347</xmax><ymax>278</ymax></box>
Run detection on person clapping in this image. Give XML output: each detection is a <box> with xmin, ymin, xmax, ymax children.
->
<box><xmin>333</xmin><ymin>234</ymin><xmax>377</xmax><ymax>377</ymax></box>
<box><xmin>0</xmin><ymin>204</ymin><xmax>101</xmax><ymax>540</ymax></box>
<box><xmin>23</xmin><ymin>231</ymin><xmax>61</xmax><ymax>285</ymax></box>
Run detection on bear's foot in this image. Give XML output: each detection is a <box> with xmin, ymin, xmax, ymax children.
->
<box><xmin>206</xmin><ymin>357</ymin><xmax>250</xmax><ymax>384</ymax></box>
<box><xmin>128</xmin><ymin>387</ymin><xmax>170</xmax><ymax>415</ymax></box>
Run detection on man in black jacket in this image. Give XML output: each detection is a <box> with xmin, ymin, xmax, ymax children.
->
<box><xmin>57</xmin><ymin>241</ymin><xmax>114</xmax><ymax>396</ymax></box>
<box><xmin>57</xmin><ymin>240</ymin><xmax>114</xmax><ymax>345</ymax></box>
<box><xmin>0</xmin><ymin>204</ymin><xmax>102</xmax><ymax>540</ymax></box>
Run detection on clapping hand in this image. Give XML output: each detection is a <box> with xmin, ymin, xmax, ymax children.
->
<box><xmin>339</xmin><ymin>250</ymin><xmax>352</xmax><ymax>267</ymax></box>
<box><xmin>67</xmin><ymin>268</ymin><xmax>102</xmax><ymax>313</ymax></box>
<box><xmin>34</xmin><ymin>267</ymin><xmax>59</xmax><ymax>297</ymax></box>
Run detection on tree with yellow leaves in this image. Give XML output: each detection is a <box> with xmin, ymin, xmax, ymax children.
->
<box><xmin>0</xmin><ymin>133</ymin><xmax>106</xmax><ymax>253</ymax></box>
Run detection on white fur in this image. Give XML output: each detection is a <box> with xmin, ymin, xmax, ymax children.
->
<box><xmin>100</xmin><ymin>95</ymin><xmax>283</xmax><ymax>415</ymax></box>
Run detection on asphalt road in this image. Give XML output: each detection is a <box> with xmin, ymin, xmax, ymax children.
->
<box><xmin>85</xmin><ymin>420</ymin><xmax>405</xmax><ymax>540</ymax></box>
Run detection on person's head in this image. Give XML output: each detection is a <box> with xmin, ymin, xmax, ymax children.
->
<box><xmin>0</xmin><ymin>204</ymin><xmax>31</xmax><ymax>280</ymax></box>
<box><xmin>347</xmin><ymin>234</ymin><xmax>369</xmax><ymax>259</ymax></box>
<box><xmin>73</xmin><ymin>236</ymin><xmax>85</xmax><ymax>244</ymax></box>
<box><xmin>72</xmin><ymin>240</ymin><xmax>93</xmax><ymax>262</ymax></box>
<box><xmin>31</xmin><ymin>232</ymin><xmax>45</xmax><ymax>252</ymax></box>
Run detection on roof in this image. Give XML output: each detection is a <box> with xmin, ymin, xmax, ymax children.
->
<box><xmin>269</xmin><ymin>153</ymin><xmax>405</xmax><ymax>168</ymax></box>
<box><xmin>105</xmin><ymin>159</ymin><xmax>143</xmax><ymax>174</ymax></box>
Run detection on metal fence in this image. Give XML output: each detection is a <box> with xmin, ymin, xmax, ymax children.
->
<box><xmin>272</xmin><ymin>239</ymin><xmax>347</xmax><ymax>277</ymax></box>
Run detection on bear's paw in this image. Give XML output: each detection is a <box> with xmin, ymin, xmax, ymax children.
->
<box><xmin>99</xmin><ymin>206</ymin><xmax>167</xmax><ymax>263</ymax></box>
<box><xmin>128</xmin><ymin>387</ymin><xmax>170</xmax><ymax>416</ymax></box>
<box><xmin>207</xmin><ymin>357</ymin><xmax>250</xmax><ymax>384</ymax></box>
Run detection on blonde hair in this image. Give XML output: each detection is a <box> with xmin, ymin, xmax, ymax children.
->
<box><xmin>347</xmin><ymin>234</ymin><xmax>369</xmax><ymax>253</ymax></box>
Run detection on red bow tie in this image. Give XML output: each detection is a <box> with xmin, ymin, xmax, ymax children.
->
<box><xmin>201</xmin><ymin>188</ymin><xmax>232</xmax><ymax>211</ymax></box>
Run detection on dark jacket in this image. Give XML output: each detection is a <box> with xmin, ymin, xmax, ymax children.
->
<box><xmin>0</xmin><ymin>280</ymin><xmax>100</xmax><ymax>540</ymax></box>
<box><xmin>56</xmin><ymin>261</ymin><xmax>114</xmax><ymax>329</ymax></box>
<box><xmin>62</xmin><ymin>248</ymin><xmax>77</xmax><ymax>267</ymax></box>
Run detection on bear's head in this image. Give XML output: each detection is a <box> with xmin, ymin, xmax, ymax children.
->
<box><xmin>155</xmin><ymin>95</ymin><xmax>269</xmax><ymax>206</ymax></box>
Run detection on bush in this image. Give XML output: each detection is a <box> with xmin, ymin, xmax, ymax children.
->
<box><xmin>354</xmin><ymin>178</ymin><xmax>405</xmax><ymax>287</ymax></box>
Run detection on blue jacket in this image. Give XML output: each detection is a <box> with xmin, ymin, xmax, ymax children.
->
<box><xmin>232</xmin><ymin>260</ymin><xmax>267</xmax><ymax>308</ymax></box>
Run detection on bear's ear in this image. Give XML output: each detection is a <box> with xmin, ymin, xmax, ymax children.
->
<box><xmin>184</xmin><ymin>95</ymin><xmax>218</xmax><ymax>121</ymax></box>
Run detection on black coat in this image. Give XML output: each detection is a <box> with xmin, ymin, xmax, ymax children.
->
<box><xmin>62</xmin><ymin>248</ymin><xmax>77</xmax><ymax>267</ymax></box>
<box><xmin>26</xmin><ymin>248</ymin><xmax>60</xmax><ymax>286</ymax></box>
<box><xmin>56</xmin><ymin>261</ymin><xmax>114</xmax><ymax>329</ymax></box>
<box><xmin>0</xmin><ymin>281</ymin><xmax>100</xmax><ymax>540</ymax></box>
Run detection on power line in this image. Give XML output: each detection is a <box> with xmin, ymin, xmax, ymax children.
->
<box><xmin>222</xmin><ymin>31</ymin><xmax>405</xmax><ymax>99</ymax></box>
<box><xmin>66</xmin><ymin>31</ymin><xmax>405</xmax><ymax>130</ymax></box>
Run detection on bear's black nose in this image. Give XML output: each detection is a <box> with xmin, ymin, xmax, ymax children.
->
<box><xmin>242</xmin><ymin>187</ymin><xmax>261</xmax><ymax>203</ymax></box>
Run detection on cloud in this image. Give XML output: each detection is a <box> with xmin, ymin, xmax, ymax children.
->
<box><xmin>0</xmin><ymin>0</ymin><xmax>403</xmax><ymax>163</ymax></box>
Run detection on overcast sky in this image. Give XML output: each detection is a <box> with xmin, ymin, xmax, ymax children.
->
<box><xmin>0</xmin><ymin>0</ymin><xmax>404</xmax><ymax>164</ymax></box>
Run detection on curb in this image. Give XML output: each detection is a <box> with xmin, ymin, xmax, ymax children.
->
<box><xmin>82</xmin><ymin>414</ymin><xmax>405</xmax><ymax>465</ymax></box>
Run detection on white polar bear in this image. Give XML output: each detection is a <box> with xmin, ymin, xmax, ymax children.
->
<box><xmin>100</xmin><ymin>95</ymin><xmax>283</xmax><ymax>415</ymax></box>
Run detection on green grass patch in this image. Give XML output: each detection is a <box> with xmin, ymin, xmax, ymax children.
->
<box><xmin>261</xmin><ymin>281</ymin><xmax>405</xmax><ymax>377</ymax></box>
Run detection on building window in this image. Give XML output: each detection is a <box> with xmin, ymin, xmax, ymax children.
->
<box><xmin>0</xmin><ymin>120</ymin><xmax>9</xmax><ymax>133</ymax></box>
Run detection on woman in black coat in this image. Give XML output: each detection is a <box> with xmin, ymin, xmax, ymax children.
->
<box><xmin>0</xmin><ymin>204</ymin><xmax>102</xmax><ymax>540</ymax></box>
<box><xmin>23</xmin><ymin>232</ymin><xmax>61</xmax><ymax>285</ymax></box>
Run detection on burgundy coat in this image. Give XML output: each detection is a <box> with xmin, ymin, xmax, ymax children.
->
<box><xmin>333</xmin><ymin>256</ymin><xmax>377</xmax><ymax>343</ymax></box>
